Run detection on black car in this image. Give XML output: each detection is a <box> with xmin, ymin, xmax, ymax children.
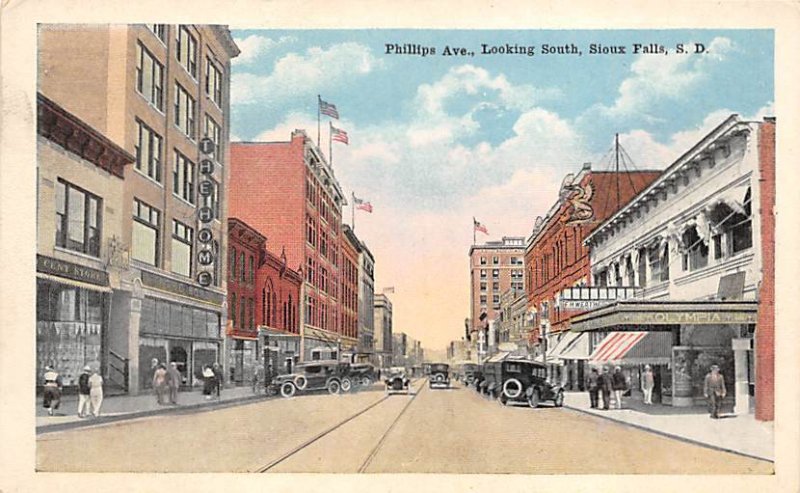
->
<box><xmin>428</xmin><ymin>363</ymin><xmax>450</xmax><ymax>389</ymax></box>
<box><xmin>348</xmin><ymin>362</ymin><xmax>377</xmax><ymax>388</ymax></box>
<box><xmin>459</xmin><ymin>363</ymin><xmax>480</xmax><ymax>385</ymax></box>
<box><xmin>273</xmin><ymin>361</ymin><xmax>348</xmax><ymax>398</ymax></box>
<box><xmin>384</xmin><ymin>367</ymin><xmax>411</xmax><ymax>394</ymax></box>
<box><xmin>486</xmin><ymin>359</ymin><xmax>564</xmax><ymax>408</ymax></box>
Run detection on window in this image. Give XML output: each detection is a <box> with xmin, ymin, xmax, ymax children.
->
<box><xmin>492</xmin><ymin>256</ymin><xmax>499</xmax><ymax>265</ymax></box>
<box><xmin>595</xmin><ymin>269</ymin><xmax>608</xmax><ymax>287</ymax></box>
<box><xmin>240</xmin><ymin>295</ymin><xmax>246</xmax><ymax>330</ymax></box>
<box><xmin>480</xmin><ymin>256</ymin><xmax>487</xmax><ymax>265</ymax></box>
<box><xmin>480</xmin><ymin>282</ymin><xmax>487</xmax><ymax>292</ymax></box>
<box><xmin>132</xmin><ymin>199</ymin><xmax>160</xmax><ymax>266</ymax></box>
<box><xmin>201</xmin><ymin>178</ymin><xmax>220</xmax><ymax>220</ymax></box>
<box><xmin>248</xmin><ymin>255</ymin><xmax>254</xmax><ymax>284</ymax></box>
<box><xmin>136</xmin><ymin>42</ymin><xmax>164</xmax><ymax>111</ymax></box>
<box><xmin>172</xmin><ymin>151</ymin><xmax>195</xmax><ymax>204</ymax></box>
<box><xmin>480</xmin><ymin>295</ymin><xmax>487</xmax><ymax>305</ymax></box>
<box><xmin>171</xmin><ymin>220</ymin><xmax>193</xmax><ymax>277</ymax></box>
<box><xmin>248</xmin><ymin>298</ymin><xmax>254</xmax><ymax>330</ymax></box>
<box><xmin>320</xmin><ymin>231</ymin><xmax>328</xmax><ymax>258</ymax></box>
<box><xmin>55</xmin><ymin>180</ymin><xmax>102</xmax><ymax>257</ymax></box>
<box><xmin>492</xmin><ymin>269</ymin><xmax>500</xmax><ymax>279</ymax></box>
<box><xmin>229</xmin><ymin>293</ymin><xmax>237</xmax><ymax>327</ymax></box>
<box><xmin>204</xmin><ymin>115</ymin><xmax>222</xmax><ymax>163</ymax></box>
<box><xmin>682</xmin><ymin>226</ymin><xmax>709</xmax><ymax>271</ymax></box>
<box><xmin>637</xmin><ymin>247</ymin><xmax>647</xmax><ymax>288</ymax></box>
<box><xmin>493</xmin><ymin>281</ymin><xmax>500</xmax><ymax>291</ymax></box>
<box><xmin>148</xmin><ymin>24</ymin><xmax>167</xmax><ymax>42</ymax></box>
<box><xmin>135</xmin><ymin>120</ymin><xmax>163</xmax><ymax>182</ymax></box>
<box><xmin>174</xmin><ymin>83</ymin><xmax>196</xmax><ymax>139</ymax></box>
<box><xmin>205</xmin><ymin>57</ymin><xmax>223</xmax><ymax>107</ymax></box>
<box><xmin>229</xmin><ymin>247</ymin><xmax>237</xmax><ymax>280</ymax></box>
<box><xmin>240</xmin><ymin>252</ymin><xmax>246</xmax><ymax>282</ymax></box>
<box><xmin>625</xmin><ymin>256</ymin><xmax>635</xmax><ymax>286</ymax></box>
<box><xmin>306</xmin><ymin>214</ymin><xmax>316</xmax><ymax>247</ymax></box>
<box><xmin>709</xmin><ymin>189</ymin><xmax>753</xmax><ymax>257</ymax></box>
<box><xmin>176</xmin><ymin>25</ymin><xmax>197</xmax><ymax>78</ymax></box>
<box><xmin>306</xmin><ymin>257</ymin><xmax>315</xmax><ymax>285</ymax></box>
<box><xmin>492</xmin><ymin>294</ymin><xmax>500</xmax><ymax>305</ymax></box>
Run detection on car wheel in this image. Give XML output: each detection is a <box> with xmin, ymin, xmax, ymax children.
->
<box><xmin>327</xmin><ymin>380</ymin><xmax>341</xmax><ymax>395</ymax></box>
<box><xmin>294</xmin><ymin>375</ymin><xmax>308</xmax><ymax>390</ymax></box>
<box><xmin>502</xmin><ymin>378</ymin><xmax>523</xmax><ymax>399</ymax></box>
<box><xmin>528</xmin><ymin>389</ymin><xmax>540</xmax><ymax>408</ymax></box>
<box><xmin>362</xmin><ymin>377</ymin><xmax>372</xmax><ymax>387</ymax></box>
<box><xmin>280</xmin><ymin>382</ymin><xmax>296</xmax><ymax>398</ymax></box>
<box><xmin>554</xmin><ymin>390</ymin><xmax>564</xmax><ymax>407</ymax></box>
<box><xmin>341</xmin><ymin>378</ymin><xmax>352</xmax><ymax>392</ymax></box>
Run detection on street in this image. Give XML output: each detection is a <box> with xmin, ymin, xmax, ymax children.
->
<box><xmin>37</xmin><ymin>379</ymin><xmax>771</xmax><ymax>474</ymax></box>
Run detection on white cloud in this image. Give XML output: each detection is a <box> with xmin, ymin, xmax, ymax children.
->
<box><xmin>231</xmin><ymin>42</ymin><xmax>384</xmax><ymax>105</ymax></box>
<box><xmin>232</xmin><ymin>34</ymin><xmax>296</xmax><ymax>66</ymax></box>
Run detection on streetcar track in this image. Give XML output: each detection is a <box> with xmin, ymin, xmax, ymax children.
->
<box><xmin>253</xmin><ymin>378</ymin><xmax>424</xmax><ymax>473</ymax></box>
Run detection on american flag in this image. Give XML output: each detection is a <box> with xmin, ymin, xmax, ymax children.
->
<box><xmin>319</xmin><ymin>99</ymin><xmax>339</xmax><ymax>119</ymax></box>
<box><xmin>474</xmin><ymin>218</ymin><xmax>488</xmax><ymax>235</ymax></box>
<box><xmin>353</xmin><ymin>195</ymin><xmax>373</xmax><ymax>213</ymax></box>
<box><xmin>331</xmin><ymin>126</ymin><xmax>349</xmax><ymax>145</ymax></box>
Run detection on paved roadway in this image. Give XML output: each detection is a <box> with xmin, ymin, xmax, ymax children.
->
<box><xmin>37</xmin><ymin>380</ymin><xmax>772</xmax><ymax>474</ymax></box>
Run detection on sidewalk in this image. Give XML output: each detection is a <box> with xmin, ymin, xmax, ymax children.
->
<box><xmin>563</xmin><ymin>391</ymin><xmax>774</xmax><ymax>462</ymax></box>
<box><xmin>37</xmin><ymin>385</ymin><xmax>266</xmax><ymax>434</ymax></box>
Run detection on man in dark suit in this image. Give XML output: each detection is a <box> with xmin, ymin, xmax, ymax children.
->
<box><xmin>586</xmin><ymin>368</ymin><xmax>600</xmax><ymax>408</ymax></box>
<box><xmin>598</xmin><ymin>367</ymin><xmax>613</xmax><ymax>410</ymax></box>
<box><xmin>703</xmin><ymin>364</ymin><xmax>727</xmax><ymax>418</ymax></box>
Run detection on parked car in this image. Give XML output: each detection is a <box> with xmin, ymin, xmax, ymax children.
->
<box><xmin>428</xmin><ymin>363</ymin><xmax>451</xmax><ymax>389</ymax></box>
<box><xmin>459</xmin><ymin>363</ymin><xmax>480</xmax><ymax>385</ymax></box>
<box><xmin>273</xmin><ymin>360</ymin><xmax>348</xmax><ymax>398</ymax></box>
<box><xmin>384</xmin><ymin>367</ymin><xmax>411</xmax><ymax>395</ymax></box>
<box><xmin>348</xmin><ymin>362</ymin><xmax>377</xmax><ymax>388</ymax></box>
<box><xmin>481</xmin><ymin>361</ymin><xmax>502</xmax><ymax>398</ymax></box>
<box><xmin>490</xmin><ymin>359</ymin><xmax>565</xmax><ymax>408</ymax></box>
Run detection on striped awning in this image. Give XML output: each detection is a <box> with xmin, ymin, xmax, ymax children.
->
<box><xmin>589</xmin><ymin>331</ymin><xmax>672</xmax><ymax>366</ymax></box>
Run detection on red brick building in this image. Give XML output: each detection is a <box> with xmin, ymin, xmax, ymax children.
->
<box><xmin>341</xmin><ymin>225</ymin><xmax>360</xmax><ymax>345</ymax></box>
<box><xmin>230</xmin><ymin>131</ymin><xmax>349</xmax><ymax>361</ymax></box>
<box><xmin>525</xmin><ymin>165</ymin><xmax>661</xmax><ymax>346</ymax></box>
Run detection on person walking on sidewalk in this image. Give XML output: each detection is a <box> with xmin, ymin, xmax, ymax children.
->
<box><xmin>88</xmin><ymin>368</ymin><xmax>104</xmax><ymax>417</ymax></box>
<box><xmin>42</xmin><ymin>365</ymin><xmax>63</xmax><ymax>416</ymax></box>
<box><xmin>598</xmin><ymin>367</ymin><xmax>613</xmax><ymax>410</ymax></box>
<box><xmin>611</xmin><ymin>366</ymin><xmax>627</xmax><ymax>409</ymax></box>
<box><xmin>704</xmin><ymin>364</ymin><xmax>727</xmax><ymax>419</ymax></box>
<box><xmin>77</xmin><ymin>365</ymin><xmax>92</xmax><ymax>418</ymax></box>
<box><xmin>642</xmin><ymin>365</ymin><xmax>655</xmax><ymax>405</ymax></box>
<box><xmin>167</xmin><ymin>362</ymin><xmax>182</xmax><ymax>405</ymax></box>
<box><xmin>212</xmin><ymin>362</ymin><xmax>223</xmax><ymax>399</ymax></box>
<box><xmin>153</xmin><ymin>363</ymin><xmax>168</xmax><ymax>405</ymax></box>
<box><xmin>202</xmin><ymin>365</ymin><xmax>215</xmax><ymax>400</ymax></box>
<box><xmin>586</xmin><ymin>368</ymin><xmax>600</xmax><ymax>409</ymax></box>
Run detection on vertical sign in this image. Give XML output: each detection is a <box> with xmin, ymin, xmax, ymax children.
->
<box><xmin>197</xmin><ymin>137</ymin><xmax>216</xmax><ymax>287</ymax></box>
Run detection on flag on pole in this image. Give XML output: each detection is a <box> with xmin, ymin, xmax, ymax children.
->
<box><xmin>319</xmin><ymin>99</ymin><xmax>339</xmax><ymax>119</ymax></box>
<box><xmin>383</xmin><ymin>287</ymin><xmax>395</xmax><ymax>294</ymax></box>
<box><xmin>474</xmin><ymin>218</ymin><xmax>488</xmax><ymax>235</ymax></box>
<box><xmin>353</xmin><ymin>195</ymin><xmax>373</xmax><ymax>213</ymax></box>
<box><xmin>331</xmin><ymin>126</ymin><xmax>349</xmax><ymax>145</ymax></box>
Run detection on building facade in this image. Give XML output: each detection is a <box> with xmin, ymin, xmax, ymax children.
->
<box><xmin>36</xmin><ymin>94</ymin><xmax>134</xmax><ymax>391</ymax></box>
<box><xmin>230</xmin><ymin>131</ymin><xmax>347</xmax><ymax>361</ymax></box>
<box><xmin>573</xmin><ymin>115</ymin><xmax>774</xmax><ymax>420</ymax></box>
<box><xmin>468</xmin><ymin>236</ymin><xmax>526</xmax><ymax>354</ymax></box>
<box><xmin>340</xmin><ymin>224</ymin><xmax>361</xmax><ymax>353</ymax></box>
<box><xmin>357</xmin><ymin>241</ymin><xmax>376</xmax><ymax>355</ymax></box>
<box><xmin>374</xmin><ymin>293</ymin><xmax>393</xmax><ymax>368</ymax></box>
<box><xmin>39</xmin><ymin>24</ymin><xmax>239</xmax><ymax>393</ymax></box>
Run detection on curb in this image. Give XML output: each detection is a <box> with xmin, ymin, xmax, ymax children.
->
<box><xmin>563</xmin><ymin>403</ymin><xmax>774</xmax><ymax>463</ymax></box>
<box><xmin>36</xmin><ymin>393</ymin><xmax>271</xmax><ymax>435</ymax></box>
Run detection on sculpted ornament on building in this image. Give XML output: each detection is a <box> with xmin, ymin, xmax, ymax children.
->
<box><xmin>562</xmin><ymin>180</ymin><xmax>595</xmax><ymax>225</ymax></box>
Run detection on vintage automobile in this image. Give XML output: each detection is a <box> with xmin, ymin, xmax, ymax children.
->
<box><xmin>348</xmin><ymin>362</ymin><xmax>377</xmax><ymax>388</ymax></box>
<box><xmin>273</xmin><ymin>360</ymin><xmax>349</xmax><ymax>398</ymax></box>
<box><xmin>384</xmin><ymin>367</ymin><xmax>411</xmax><ymax>395</ymax></box>
<box><xmin>428</xmin><ymin>363</ymin><xmax>451</xmax><ymax>389</ymax></box>
<box><xmin>480</xmin><ymin>361</ymin><xmax>502</xmax><ymax>398</ymax></box>
<box><xmin>459</xmin><ymin>363</ymin><xmax>480</xmax><ymax>385</ymax></box>
<box><xmin>487</xmin><ymin>359</ymin><xmax>565</xmax><ymax>408</ymax></box>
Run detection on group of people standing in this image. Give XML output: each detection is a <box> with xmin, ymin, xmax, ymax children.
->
<box><xmin>42</xmin><ymin>364</ymin><xmax>103</xmax><ymax>418</ymax></box>
<box><xmin>201</xmin><ymin>362</ymin><xmax>224</xmax><ymax>400</ymax></box>
<box><xmin>151</xmin><ymin>360</ymin><xmax>183</xmax><ymax>405</ymax></box>
<box><xmin>586</xmin><ymin>365</ymin><xmax>640</xmax><ymax>410</ymax></box>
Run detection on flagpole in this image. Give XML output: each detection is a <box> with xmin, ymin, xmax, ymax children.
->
<box><xmin>329</xmin><ymin>121</ymin><xmax>333</xmax><ymax>166</ymax></box>
<box><xmin>473</xmin><ymin>217</ymin><xmax>476</xmax><ymax>245</ymax></box>
<box><xmin>317</xmin><ymin>95</ymin><xmax>321</xmax><ymax>147</ymax></box>
<box><xmin>352</xmin><ymin>192</ymin><xmax>356</xmax><ymax>232</ymax></box>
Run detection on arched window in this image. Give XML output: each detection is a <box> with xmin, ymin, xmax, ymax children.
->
<box><xmin>708</xmin><ymin>187</ymin><xmax>752</xmax><ymax>258</ymax></box>
<box><xmin>230</xmin><ymin>292</ymin><xmax>237</xmax><ymax>327</ymax></box>
<box><xmin>681</xmin><ymin>226</ymin><xmax>708</xmax><ymax>271</ymax></box>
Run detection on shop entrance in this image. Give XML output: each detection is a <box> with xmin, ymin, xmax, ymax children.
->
<box><xmin>169</xmin><ymin>342</ymin><xmax>190</xmax><ymax>387</ymax></box>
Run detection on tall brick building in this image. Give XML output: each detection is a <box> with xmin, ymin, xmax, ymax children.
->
<box><xmin>230</xmin><ymin>131</ymin><xmax>349</xmax><ymax>361</ymax></box>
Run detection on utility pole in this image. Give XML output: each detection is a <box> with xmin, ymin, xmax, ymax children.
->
<box><xmin>615</xmin><ymin>133</ymin><xmax>621</xmax><ymax>211</ymax></box>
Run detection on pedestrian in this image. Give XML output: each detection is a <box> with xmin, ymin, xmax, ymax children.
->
<box><xmin>202</xmin><ymin>365</ymin><xmax>215</xmax><ymax>400</ymax></box>
<box><xmin>147</xmin><ymin>358</ymin><xmax>159</xmax><ymax>389</ymax></box>
<box><xmin>703</xmin><ymin>364</ymin><xmax>727</xmax><ymax>419</ymax></box>
<box><xmin>598</xmin><ymin>366</ymin><xmax>613</xmax><ymax>410</ymax></box>
<box><xmin>88</xmin><ymin>368</ymin><xmax>104</xmax><ymax>417</ymax></box>
<box><xmin>167</xmin><ymin>362</ymin><xmax>182</xmax><ymax>405</ymax></box>
<box><xmin>152</xmin><ymin>363</ymin><xmax>168</xmax><ymax>405</ymax></box>
<box><xmin>642</xmin><ymin>365</ymin><xmax>655</xmax><ymax>405</ymax></box>
<box><xmin>586</xmin><ymin>368</ymin><xmax>600</xmax><ymax>409</ymax></box>
<box><xmin>612</xmin><ymin>366</ymin><xmax>627</xmax><ymax>409</ymax></box>
<box><xmin>42</xmin><ymin>365</ymin><xmax>63</xmax><ymax>416</ymax></box>
<box><xmin>212</xmin><ymin>362</ymin><xmax>223</xmax><ymax>399</ymax></box>
<box><xmin>77</xmin><ymin>365</ymin><xmax>92</xmax><ymax>418</ymax></box>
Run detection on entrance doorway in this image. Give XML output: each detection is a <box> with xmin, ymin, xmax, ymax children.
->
<box><xmin>169</xmin><ymin>343</ymin><xmax>190</xmax><ymax>387</ymax></box>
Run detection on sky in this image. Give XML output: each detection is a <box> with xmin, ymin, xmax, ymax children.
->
<box><xmin>228</xmin><ymin>29</ymin><xmax>773</xmax><ymax>351</ymax></box>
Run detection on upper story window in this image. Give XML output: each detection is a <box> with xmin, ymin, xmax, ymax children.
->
<box><xmin>480</xmin><ymin>269</ymin><xmax>487</xmax><ymax>279</ymax></box>
<box><xmin>148</xmin><ymin>24</ymin><xmax>167</xmax><ymax>42</ymax></box>
<box><xmin>205</xmin><ymin>57</ymin><xmax>223</xmax><ymax>107</ymax></box>
<box><xmin>637</xmin><ymin>247</ymin><xmax>647</xmax><ymax>288</ymax></box>
<box><xmin>176</xmin><ymin>25</ymin><xmax>197</xmax><ymax>78</ymax></box>
<box><xmin>248</xmin><ymin>255</ymin><xmax>255</xmax><ymax>284</ymax></box>
<box><xmin>171</xmin><ymin>220</ymin><xmax>193</xmax><ymax>277</ymax></box>
<box><xmin>480</xmin><ymin>256</ymin><xmax>487</xmax><ymax>265</ymax></box>
<box><xmin>174</xmin><ymin>83</ymin><xmax>196</xmax><ymax>140</ymax></box>
<box><xmin>204</xmin><ymin>115</ymin><xmax>222</xmax><ymax>163</ymax></box>
<box><xmin>136</xmin><ymin>42</ymin><xmax>164</xmax><ymax>111</ymax></box>
<box><xmin>132</xmin><ymin>198</ymin><xmax>160</xmax><ymax>266</ymax></box>
<box><xmin>172</xmin><ymin>150</ymin><xmax>196</xmax><ymax>204</ymax></box>
<box><xmin>492</xmin><ymin>269</ymin><xmax>500</xmax><ymax>279</ymax></box>
<box><xmin>492</xmin><ymin>256</ymin><xmax>499</xmax><ymax>265</ymax></box>
<box><xmin>135</xmin><ymin>120</ymin><xmax>163</xmax><ymax>183</ymax></box>
<box><xmin>55</xmin><ymin>180</ymin><xmax>102</xmax><ymax>257</ymax></box>
<box><xmin>306</xmin><ymin>214</ymin><xmax>316</xmax><ymax>247</ymax></box>
<box><xmin>480</xmin><ymin>282</ymin><xmax>487</xmax><ymax>292</ymax></box>
<box><xmin>594</xmin><ymin>269</ymin><xmax>608</xmax><ymax>287</ymax></box>
<box><xmin>709</xmin><ymin>188</ymin><xmax>753</xmax><ymax>258</ymax></box>
<box><xmin>229</xmin><ymin>247</ymin><xmax>237</xmax><ymax>280</ymax></box>
<box><xmin>649</xmin><ymin>244</ymin><xmax>669</xmax><ymax>282</ymax></box>
<box><xmin>240</xmin><ymin>252</ymin><xmax>246</xmax><ymax>283</ymax></box>
<box><xmin>681</xmin><ymin>226</ymin><xmax>709</xmax><ymax>272</ymax></box>
<box><xmin>201</xmin><ymin>178</ymin><xmax>220</xmax><ymax>220</ymax></box>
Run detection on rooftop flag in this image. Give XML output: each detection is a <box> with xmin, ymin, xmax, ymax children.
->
<box><xmin>354</xmin><ymin>195</ymin><xmax>373</xmax><ymax>213</ymax></box>
<box><xmin>319</xmin><ymin>98</ymin><xmax>340</xmax><ymax>119</ymax></box>
<box><xmin>474</xmin><ymin>218</ymin><xmax>488</xmax><ymax>235</ymax></box>
<box><xmin>331</xmin><ymin>126</ymin><xmax>349</xmax><ymax>145</ymax></box>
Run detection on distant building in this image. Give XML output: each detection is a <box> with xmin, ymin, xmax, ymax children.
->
<box><xmin>357</xmin><ymin>240</ymin><xmax>376</xmax><ymax>356</ymax></box>
<box><xmin>374</xmin><ymin>293</ymin><xmax>393</xmax><ymax>367</ymax></box>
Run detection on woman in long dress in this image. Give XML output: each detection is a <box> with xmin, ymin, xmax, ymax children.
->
<box><xmin>88</xmin><ymin>368</ymin><xmax>104</xmax><ymax>417</ymax></box>
<box><xmin>202</xmin><ymin>365</ymin><xmax>215</xmax><ymax>399</ymax></box>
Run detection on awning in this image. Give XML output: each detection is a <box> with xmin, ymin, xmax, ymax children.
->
<box><xmin>559</xmin><ymin>333</ymin><xmax>590</xmax><ymax>360</ymax></box>
<box><xmin>36</xmin><ymin>272</ymin><xmax>112</xmax><ymax>292</ymax></box>
<box><xmin>589</xmin><ymin>331</ymin><xmax>672</xmax><ymax>366</ymax></box>
<box><xmin>485</xmin><ymin>351</ymin><xmax>510</xmax><ymax>363</ymax></box>
<box><xmin>547</xmin><ymin>332</ymin><xmax>580</xmax><ymax>359</ymax></box>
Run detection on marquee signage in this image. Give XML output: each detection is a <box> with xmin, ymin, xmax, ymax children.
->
<box><xmin>37</xmin><ymin>254</ymin><xmax>109</xmax><ymax>286</ymax></box>
<box><xmin>619</xmin><ymin>311</ymin><xmax>757</xmax><ymax>325</ymax></box>
<box><xmin>197</xmin><ymin>139</ymin><xmax>216</xmax><ymax>287</ymax></box>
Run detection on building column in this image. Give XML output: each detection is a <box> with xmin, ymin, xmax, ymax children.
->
<box><xmin>732</xmin><ymin>338</ymin><xmax>752</xmax><ymax>415</ymax></box>
<box><xmin>127</xmin><ymin>296</ymin><xmax>142</xmax><ymax>395</ymax></box>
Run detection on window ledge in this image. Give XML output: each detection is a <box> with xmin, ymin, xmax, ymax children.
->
<box><xmin>674</xmin><ymin>250</ymin><xmax>755</xmax><ymax>286</ymax></box>
<box><xmin>133</xmin><ymin>167</ymin><xmax>164</xmax><ymax>188</ymax></box>
<box><xmin>53</xmin><ymin>246</ymin><xmax>104</xmax><ymax>265</ymax></box>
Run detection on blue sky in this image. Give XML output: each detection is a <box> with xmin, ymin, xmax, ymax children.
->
<box><xmin>229</xmin><ymin>29</ymin><xmax>773</xmax><ymax>349</ymax></box>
